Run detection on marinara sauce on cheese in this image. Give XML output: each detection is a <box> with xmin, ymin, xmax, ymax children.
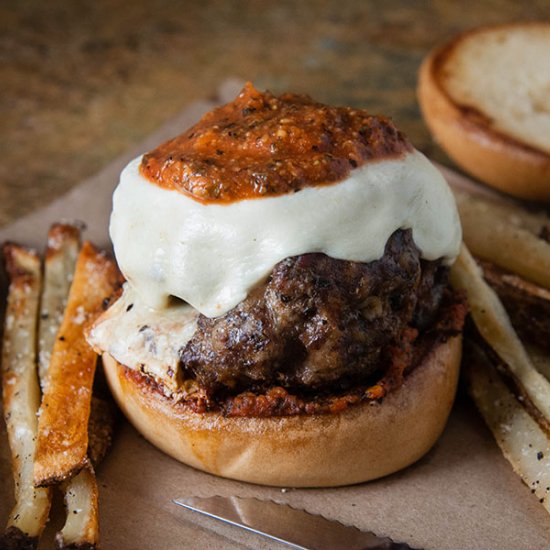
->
<box><xmin>109</xmin><ymin>84</ymin><xmax>461</xmax><ymax>317</ymax></box>
<box><xmin>140</xmin><ymin>82</ymin><xmax>412</xmax><ymax>203</ymax></box>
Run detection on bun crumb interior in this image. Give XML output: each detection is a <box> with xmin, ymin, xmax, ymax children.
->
<box><xmin>418</xmin><ymin>23</ymin><xmax>550</xmax><ymax>201</ymax></box>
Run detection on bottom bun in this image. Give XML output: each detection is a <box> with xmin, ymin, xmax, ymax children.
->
<box><xmin>103</xmin><ymin>335</ymin><xmax>462</xmax><ymax>487</ymax></box>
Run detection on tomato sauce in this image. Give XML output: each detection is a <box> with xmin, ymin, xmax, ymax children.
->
<box><xmin>140</xmin><ymin>83</ymin><xmax>412</xmax><ymax>203</ymax></box>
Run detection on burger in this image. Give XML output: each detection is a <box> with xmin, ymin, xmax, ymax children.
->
<box><xmin>87</xmin><ymin>83</ymin><xmax>466</xmax><ymax>487</ymax></box>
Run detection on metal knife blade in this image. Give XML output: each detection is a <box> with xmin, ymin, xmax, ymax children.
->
<box><xmin>173</xmin><ymin>496</ymin><xmax>419</xmax><ymax>550</ymax></box>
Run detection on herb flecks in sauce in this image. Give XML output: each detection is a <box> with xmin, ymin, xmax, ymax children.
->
<box><xmin>140</xmin><ymin>83</ymin><xmax>412</xmax><ymax>203</ymax></box>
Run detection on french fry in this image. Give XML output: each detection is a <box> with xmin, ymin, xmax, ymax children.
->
<box><xmin>38</xmin><ymin>227</ymin><xmax>116</xmax><ymax>549</ymax></box>
<box><xmin>465</xmin><ymin>341</ymin><xmax>550</xmax><ymax>514</ymax></box>
<box><xmin>55</xmin><ymin>465</ymin><xmax>100</xmax><ymax>550</ymax></box>
<box><xmin>54</xmin><ymin>396</ymin><xmax>114</xmax><ymax>550</ymax></box>
<box><xmin>479</xmin><ymin>260</ymin><xmax>550</xmax><ymax>351</ymax></box>
<box><xmin>454</xmin><ymin>188</ymin><xmax>550</xmax><ymax>290</ymax></box>
<box><xmin>54</xmin><ymin>392</ymin><xmax>115</xmax><ymax>550</ymax></box>
<box><xmin>0</xmin><ymin>244</ymin><xmax>52</xmax><ymax>546</ymax></box>
<box><xmin>450</xmin><ymin>244</ymin><xmax>550</xmax><ymax>431</ymax></box>
<box><xmin>38</xmin><ymin>223</ymin><xmax>81</xmax><ymax>392</ymax></box>
<box><xmin>34</xmin><ymin>242</ymin><xmax>120</xmax><ymax>487</ymax></box>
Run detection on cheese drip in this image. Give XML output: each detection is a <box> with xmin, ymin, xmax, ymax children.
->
<box><xmin>110</xmin><ymin>150</ymin><xmax>462</xmax><ymax>318</ymax></box>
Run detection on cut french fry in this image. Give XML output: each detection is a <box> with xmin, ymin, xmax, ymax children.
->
<box><xmin>38</xmin><ymin>227</ymin><xmax>112</xmax><ymax>549</ymax></box>
<box><xmin>38</xmin><ymin>223</ymin><xmax>81</xmax><ymax>392</ymax></box>
<box><xmin>54</xmin><ymin>396</ymin><xmax>113</xmax><ymax>550</ymax></box>
<box><xmin>480</xmin><ymin>260</ymin><xmax>550</xmax><ymax>352</ymax></box>
<box><xmin>454</xmin><ymin>188</ymin><xmax>550</xmax><ymax>290</ymax></box>
<box><xmin>0</xmin><ymin>244</ymin><xmax>52</xmax><ymax>545</ymax></box>
<box><xmin>450</xmin><ymin>244</ymin><xmax>550</xmax><ymax>432</ymax></box>
<box><xmin>55</xmin><ymin>464</ymin><xmax>100</xmax><ymax>550</ymax></box>
<box><xmin>465</xmin><ymin>341</ymin><xmax>550</xmax><ymax>514</ymax></box>
<box><xmin>34</xmin><ymin>241</ymin><xmax>120</xmax><ymax>486</ymax></box>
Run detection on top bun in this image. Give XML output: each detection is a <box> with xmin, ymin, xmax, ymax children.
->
<box><xmin>418</xmin><ymin>23</ymin><xmax>550</xmax><ymax>201</ymax></box>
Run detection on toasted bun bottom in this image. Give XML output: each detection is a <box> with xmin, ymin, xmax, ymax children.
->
<box><xmin>418</xmin><ymin>39</ymin><xmax>550</xmax><ymax>202</ymax></box>
<box><xmin>103</xmin><ymin>335</ymin><xmax>462</xmax><ymax>487</ymax></box>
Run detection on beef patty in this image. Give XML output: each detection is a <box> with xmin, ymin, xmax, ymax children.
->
<box><xmin>180</xmin><ymin>229</ymin><xmax>448</xmax><ymax>396</ymax></box>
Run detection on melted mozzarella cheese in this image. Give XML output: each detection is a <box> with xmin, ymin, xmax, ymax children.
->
<box><xmin>88</xmin><ymin>284</ymin><xmax>198</xmax><ymax>391</ymax></box>
<box><xmin>110</xmin><ymin>150</ymin><xmax>461</xmax><ymax>318</ymax></box>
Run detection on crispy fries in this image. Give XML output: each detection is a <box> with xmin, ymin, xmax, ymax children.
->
<box><xmin>37</xmin><ymin>228</ymin><xmax>115</xmax><ymax>549</ymax></box>
<box><xmin>0</xmin><ymin>244</ymin><xmax>52</xmax><ymax>545</ymax></box>
<box><xmin>34</xmin><ymin>241</ymin><xmax>120</xmax><ymax>487</ymax></box>
<box><xmin>2</xmin><ymin>226</ymin><xmax>118</xmax><ymax>549</ymax></box>
<box><xmin>55</xmin><ymin>465</ymin><xmax>100</xmax><ymax>550</ymax></box>
<box><xmin>450</xmin><ymin>244</ymin><xmax>550</xmax><ymax>430</ymax></box>
<box><xmin>38</xmin><ymin>223</ymin><xmax>81</xmax><ymax>392</ymax></box>
<box><xmin>452</xmin><ymin>242</ymin><xmax>550</xmax><ymax>515</ymax></box>
<box><xmin>480</xmin><ymin>260</ymin><xmax>550</xmax><ymax>352</ymax></box>
<box><xmin>55</xmin><ymin>395</ymin><xmax>114</xmax><ymax>550</ymax></box>
<box><xmin>454</xmin><ymin>188</ymin><xmax>550</xmax><ymax>515</ymax></box>
<box><xmin>454</xmin><ymin>188</ymin><xmax>550</xmax><ymax>290</ymax></box>
<box><xmin>465</xmin><ymin>341</ymin><xmax>550</xmax><ymax>514</ymax></box>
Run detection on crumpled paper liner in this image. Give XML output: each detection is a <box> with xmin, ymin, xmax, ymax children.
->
<box><xmin>1</xmin><ymin>79</ymin><xmax>549</xmax><ymax>550</ymax></box>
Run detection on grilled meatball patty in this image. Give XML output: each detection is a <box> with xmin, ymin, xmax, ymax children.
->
<box><xmin>180</xmin><ymin>229</ymin><xmax>448</xmax><ymax>395</ymax></box>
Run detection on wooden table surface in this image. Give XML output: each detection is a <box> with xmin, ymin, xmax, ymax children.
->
<box><xmin>2</xmin><ymin>0</ymin><xmax>549</xmax><ymax>227</ymax></box>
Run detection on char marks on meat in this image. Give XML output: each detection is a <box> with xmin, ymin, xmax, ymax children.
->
<box><xmin>180</xmin><ymin>230</ymin><xmax>448</xmax><ymax>396</ymax></box>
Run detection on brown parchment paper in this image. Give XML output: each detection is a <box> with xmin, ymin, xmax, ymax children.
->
<box><xmin>1</xmin><ymin>80</ymin><xmax>550</xmax><ymax>550</ymax></box>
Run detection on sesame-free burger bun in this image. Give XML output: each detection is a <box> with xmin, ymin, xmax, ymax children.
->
<box><xmin>418</xmin><ymin>23</ymin><xmax>550</xmax><ymax>201</ymax></box>
<box><xmin>102</xmin><ymin>334</ymin><xmax>462</xmax><ymax>488</ymax></box>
